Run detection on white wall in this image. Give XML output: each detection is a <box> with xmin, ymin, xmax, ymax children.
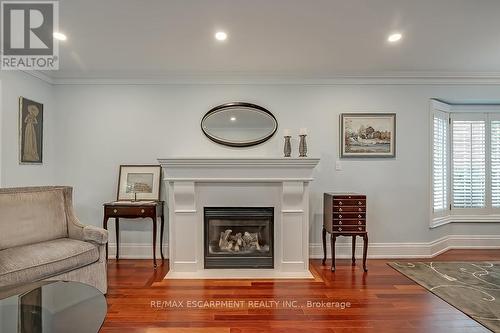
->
<box><xmin>0</xmin><ymin>74</ymin><xmax>498</xmax><ymax>255</ymax></box>
<box><xmin>0</xmin><ymin>71</ymin><xmax>56</xmax><ymax>186</ymax></box>
<box><xmin>52</xmin><ymin>83</ymin><xmax>500</xmax><ymax>251</ymax></box>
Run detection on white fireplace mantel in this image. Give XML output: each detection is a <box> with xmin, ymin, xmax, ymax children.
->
<box><xmin>158</xmin><ymin>157</ymin><xmax>320</xmax><ymax>279</ymax></box>
<box><xmin>158</xmin><ymin>158</ymin><xmax>320</xmax><ymax>182</ymax></box>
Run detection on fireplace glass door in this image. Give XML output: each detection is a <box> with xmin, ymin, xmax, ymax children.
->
<box><xmin>204</xmin><ymin>207</ymin><xmax>274</xmax><ymax>269</ymax></box>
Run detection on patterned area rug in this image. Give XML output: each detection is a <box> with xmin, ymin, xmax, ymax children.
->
<box><xmin>389</xmin><ymin>262</ymin><xmax>500</xmax><ymax>332</ymax></box>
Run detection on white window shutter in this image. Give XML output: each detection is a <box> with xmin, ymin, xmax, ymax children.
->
<box><xmin>491</xmin><ymin>120</ymin><xmax>500</xmax><ymax>207</ymax></box>
<box><xmin>433</xmin><ymin>112</ymin><xmax>448</xmax><ymax>212</ymax></box>
<box><xmin>452</xmin><ymin>118</ymin><xmax>486</xmax><ymax>208</ymax></box>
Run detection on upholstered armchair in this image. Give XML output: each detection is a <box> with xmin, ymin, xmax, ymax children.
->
<box><xmin>0</xmin><ymin>186</ymin><xmax>108</xmax><ymax>294</ymax></box>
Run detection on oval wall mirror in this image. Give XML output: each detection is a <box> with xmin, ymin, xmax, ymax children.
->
<box><xmin>201</xmin><ymin>102</ymin><xmax>278</xmax><ymax>147</ymax></box>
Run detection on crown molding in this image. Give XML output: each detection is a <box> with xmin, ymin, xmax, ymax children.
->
<box><xmin>17</xmin><ymin>70</ymin><xmax>500</xmax><ymax>86</ymax></box>
<box><xmin>20</xmin><ymin>70</ymin><xmax>55</xmax><ymax>84</ymax></box>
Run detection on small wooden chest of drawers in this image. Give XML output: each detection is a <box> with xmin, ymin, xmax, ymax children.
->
<box><xmin>323</xmin><ymin>193</ymin><xmax>368</xmax><ymax>272</ymax></box>
<box><xmin>327</xmin><ymin>194</ymin><xmax>366</xmax><ymax>233</ymax></box>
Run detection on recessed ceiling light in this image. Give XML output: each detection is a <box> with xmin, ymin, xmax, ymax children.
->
<box><xmin>53</xmin><ymin>32</ymin><xmax>67</xmax><ymax>41</ymax></box>
<box><xmin>387</xmin><ymin>33</ymin><xmax>402</xmax><ymax>43</ymax></box>
<box><xmin>230</xmin><ymin>116</ymin><xmax>236</xmax><ymax>122</ymax></box>
<box><xmin>215</xmin><ymin>31</ymin><xmax>228</xmax><ymax>41</ymax></box>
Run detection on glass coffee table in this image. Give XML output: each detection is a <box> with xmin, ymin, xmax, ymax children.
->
<box><xmin>0</xmin><ymin>280</ymin><xmax>106</xmax><ymax>333</ymax></box>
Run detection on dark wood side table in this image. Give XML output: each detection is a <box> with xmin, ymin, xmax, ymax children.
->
<box><xmin>103</xmin><ymin>201</ymin><xmax>165</xmax><ymax>268</ymax></box>
<box><xmin>323</xmin><ymin>193</ymin><xmax>368</xmax><ymax>272</ymax></box>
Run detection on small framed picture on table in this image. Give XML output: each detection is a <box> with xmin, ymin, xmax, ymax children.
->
<box><xmin>117</xmin><ymin>165</ymin><xmax>161</xmax><ymax>201</ymax></box>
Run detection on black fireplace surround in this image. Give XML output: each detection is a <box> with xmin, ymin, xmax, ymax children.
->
<box><xmin>204</xmin><ymin>207</ymin><xmax>274</xmax><ymax>269</ymax></box>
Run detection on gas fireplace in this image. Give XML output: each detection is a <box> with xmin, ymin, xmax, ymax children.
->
<box><xmin>204</xmin><ymin>207</ymin><xmax>274</xmax><ymax>269</ymax></box>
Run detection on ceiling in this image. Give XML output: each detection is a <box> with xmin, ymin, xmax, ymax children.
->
<box><xmin>48</xmin><ymin>0</ymin><xmax>500</xmax><ymax>79</ymax></box>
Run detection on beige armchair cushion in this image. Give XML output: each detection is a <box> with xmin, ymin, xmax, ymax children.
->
<box><xmin>83</xmin><ymin>225</ymin><xmax>108</xmax><ymax>245</ymax></box>
<box><xmin>0</xmin><ymin>238</ymin><xmax>99</xmax><ymax>287</ymax></box>
<box><xmin>0</xmin><ymin>189</ymin><xmax>68</xmax><ymax>250</ymax></box>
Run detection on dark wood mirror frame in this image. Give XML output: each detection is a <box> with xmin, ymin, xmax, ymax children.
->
<box><xmin>201</xmin><ymin>102</ymin><xmax>278</xmax><ymax>147</ymax></box>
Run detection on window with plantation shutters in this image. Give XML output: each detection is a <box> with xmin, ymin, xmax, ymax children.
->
<box><xmin>451</xmin><ymin>118</ymin><xmax>486</xmax><ymax>208</ymax></box>
<box><xmin>491</xmin><ymin>120</ymin><xmax>500</xmax><ymax>207</ymax></box>
<box><xmin>430</xmin><ymin>100</ymin><xmax>500</xmax><ymax>226</ymax></box>
<box><xmin>433</xmin><ymin>113</ymin><xmax>448</xmax><ymax>211</ymax></box>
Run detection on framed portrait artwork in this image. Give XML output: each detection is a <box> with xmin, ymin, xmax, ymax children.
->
<box><xmin>19</xmin><ymin>97</ymin><xmax>43</xmax><ymax>164</ymax></box>
<box><xmin>340</xmin><ymin>113</ymin><xmax>396</xmax><ymax>158</ymax></box>
<box><xmin>117</xmin><ymin>165</ymin><xmax>161</xmax><ymax>201</ymax></box>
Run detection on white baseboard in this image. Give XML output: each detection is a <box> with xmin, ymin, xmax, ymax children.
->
<box><xmin>107</xmin><ymin>243</ymin><xmax>168</xmax><ymax>259</ymax></box>
<box><xmin>107</xmin><ymin>235</ymin><xmax>500</xmax><ymax>260</ymax></box>
<box><xmin>310</xmin><ymin>234</ymin><xmax>500</xmax><ymax>259</ymax></box>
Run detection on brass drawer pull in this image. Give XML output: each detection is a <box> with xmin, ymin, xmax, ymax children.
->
<box><xmin>113</xmin><ymin>209</ymin><xmax>118</xmax><ymax>213</ymax></box>
<box><xmin>358</xmin><ymin>227</ymin><xmax>362</xmax><ymax>231</ymax></box>
<box><xmin>358</xmin><ymin>214</ymin><xmax>361</xmax><ymax>218</ymax></box>
<box><xmin>339</xmin><ymin>201</ymin><xmax>343</xmax><ymax>205</ymax></box>
<box><xmin>339</xmin><ymin>221</ymin><xmax>342</xmax><ymax>225</ymax></box>
<box><xmin>339</xmin><ymin>208</ymin><xmax>343</xmax><ymax>212</ymax></box>
<box><xmin>338</xmin><ymin>227</ymin><xmax>342</xmax><ymax>231</ymax></box>
<box><xmin>358</xmin><ymin>201</ymin><xmax>362</xmax><ymax>205</ymax></box>
<box><xmin>141</xmin><ymin>209</ymin><xmax>145</xmax><ymax>213</ymax></box>
<box><xmin>358</xmin><ymin>221</ymin><xmax>362</xmax><ymax>225</ymax></box>
<box><xmin>339</xmin><ymin>214</ymin><xmax>342</xmax><ymax>218</ymax></box>
<box><xmin>358</xmin><ymin>208</ymin><xmax>362</xmax><ymax>212</ymax></box>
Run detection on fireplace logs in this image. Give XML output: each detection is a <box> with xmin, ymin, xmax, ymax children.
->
<box><xmin>217</xmin><ymin>229</ymin><xmax>267</xmax><ymax>253</ymax></box>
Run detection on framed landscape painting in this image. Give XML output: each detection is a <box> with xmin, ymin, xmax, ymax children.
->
<box><xmin>340</xmin><ymin>113</ymin><xmax>396</xmax><ymax>158</ymax></box>
<box><xmin>117</xmin><ymin>165</ymin><xmax>161</xmax><ymax>201</ymax></box>
<box><xmin>19</xmin><ymin>97</ymin><xmax>43</xmax><ymax>164</ymax></box>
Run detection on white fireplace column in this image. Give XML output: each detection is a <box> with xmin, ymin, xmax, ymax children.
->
<box><xmin>170</xmin><ymin>181</ymin><xmax>198</xmax><ymax>272</ymax></box>
<box><xmin>158</xmin><ymin>158</ymin><xmax>320</xmax><ymax>279</ymax></box>
<box><xmin>280</xmin><ymin>181</ymin><xmax>309</xmax><ymax>272</ymax></box>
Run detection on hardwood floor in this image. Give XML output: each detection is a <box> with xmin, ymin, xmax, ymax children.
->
<box><xmin>101</xmin><ymin>250</ymin><xmax>500</xmax><ymax>333</ymax></box>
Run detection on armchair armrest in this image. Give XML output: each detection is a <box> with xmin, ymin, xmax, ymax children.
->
<box><xmin>83</xmin><ymin>225</ymin><xmax>108</xmax><ymax>245</ymax></box>
<box><xmin>61</xmin><ymin>187</ymin><xmax>108</xmax><ymax>244</ymax></box>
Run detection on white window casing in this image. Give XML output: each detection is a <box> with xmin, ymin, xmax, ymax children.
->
<box><xmin>430</xmin><ymin>100</ymin><xmax>500</xmax><ymax>227</ymax></box>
